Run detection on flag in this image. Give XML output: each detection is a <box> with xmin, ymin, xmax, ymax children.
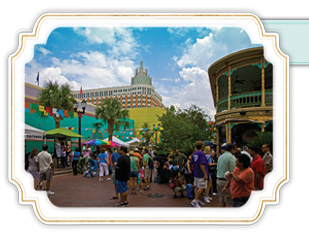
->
<box><xmin>80</xmin><ymin>87</ymin><xmax>82</xmax><ymax>95</ymax></box>
<box><xmin>36</xmin><ymin>72</ymin><xmax>40</xmax><ymax>86</ymax></box>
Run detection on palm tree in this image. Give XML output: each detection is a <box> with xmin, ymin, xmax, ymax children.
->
<box><xmin>94</xmin><ymin>98</ymin><xmax>130</xmax><ymax>141</ymax></box>
<box><xmin>37</xmin><ymin>81</ymin><xmax>76</xmax><ymax>128</ymax></box>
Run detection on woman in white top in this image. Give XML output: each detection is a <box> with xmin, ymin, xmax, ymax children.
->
<box><xmin>27</xmin><ymin>148</ymin><xmax>42</xmax><ymax>189</ymax></box>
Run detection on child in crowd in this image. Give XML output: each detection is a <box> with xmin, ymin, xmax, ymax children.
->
<box><xmin>83</xmin><ymin>154</ymin><xmax>99</xmax><ymax>178</ymax></box>
<box><xmin>137</xmin><ymin>167</ymin><xmax>144</xmax><ymax>191</ymax></box>
<box><xmin>170</xmin><ymin>168</ymin><xmax>186</xmax><ymax>198</ymax></box>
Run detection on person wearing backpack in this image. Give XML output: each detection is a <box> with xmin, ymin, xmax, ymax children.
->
<box><xmin>143</xmin><ymin>149</ymin><xmax>152</xmax><ymax>190</ymax></box>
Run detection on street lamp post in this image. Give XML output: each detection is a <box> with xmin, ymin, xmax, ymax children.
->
<box><xmin>73</xmin><ymin>100</ymin><xmax>87</xmax><ymax>152</ymax></box>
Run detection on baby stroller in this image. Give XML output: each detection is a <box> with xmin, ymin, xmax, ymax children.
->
<box><xmin>83</xmin><ymin>158</ymin><xmax>99</xmax><ymax>178</ymax></box>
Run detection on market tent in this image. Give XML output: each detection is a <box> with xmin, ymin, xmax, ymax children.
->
<box><xmin>46</xmin><ymin>127</ymin><xmax>83</xmax><ymax>139</ymax></box>
<box><xmin>25</xmin><ymin>124</ymin><xmax>46</xmax><ymax>140</ymax></box>
<box><xmin>104</xmin><ymin>136</ymin><xmax>129</xmax><ymax>147</ymax></box>
<box><xmin>126</xmin><ymin>137</ymin><xmax>141</xmax><ymax>146</ymax></box>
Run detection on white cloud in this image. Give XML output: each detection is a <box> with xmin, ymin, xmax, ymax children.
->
<box><xmin>37</xmin><ymin>67</ymin><xmax>80</xmax><ymax>90</ymax></box>
<box><xmin>50</xmin><ymin>51</ymin><xmax>135</xmax><ymax>90</ymax></box>
<box><xmin>177</xmin><ymin>33</ymin><xmax>228</xmax><ymax>69</ymax></box>
<box><xmin>74</xmin><ymin>27</ymin><xmax>116</xmax><ymax>45</ymax></box>
<box><xmin>161</xmin><ymin>27</ymin><xmax>254</xmax><ymax>119</ymax></box>
<box><xmin>38</xmin><ymin>47</ymin><xmax>51</xmax><ymax>56</ymax></box>
<box><xmin>73</xmin><ymin>27</ymin><xmax>139</xmax><ymax>58</ymax></box>
<box><xmin>25</xmin><ymin>50</ymin><xmax>136</xmax><ymax>92</ymax></box>
<box><xmin>165</xmin><ymin>67</ymin><xmax>215</xmax><ymax>117</ymax></box>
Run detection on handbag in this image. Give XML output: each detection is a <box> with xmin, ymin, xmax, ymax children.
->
<box><xmin>169</xmin><ymin>180</ymin><xmax>176</xmax><ymax>189</ymax></box>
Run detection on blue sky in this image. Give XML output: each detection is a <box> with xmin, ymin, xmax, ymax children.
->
<box><xmin>25</xmin><ymin>26</ymin><xmax>259</xmax><ymax>118</ymax></box>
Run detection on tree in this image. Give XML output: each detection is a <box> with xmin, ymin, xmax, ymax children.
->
<box><xmin>157</xmin><ymin>105</ymin><xmax>213</xmax><ymax>156</ymax></box>
<box><xmin>94</xmin><ymin>98</ymin><xmax>129</xmax><ymax>141</ymax></box>
<box><xmin>140</xmin><ymin>122</ymin><xmax>154</xmax><ymax>147</ymax></box>
<box><xmin>37</xmin><ymin>81</ymin><xmax>76</xmax><ymax>128</ymax></box>
<box><xmin>246</xmin><ymin>132</ymin><xmax>273</xmax><ymax>155</ymax></box>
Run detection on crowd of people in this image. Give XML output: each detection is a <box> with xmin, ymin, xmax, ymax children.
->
<box><xmin>25</xmin><ymin>140</ymin><xmax>273</xmax><ymax>208</ymax></box>
<box><xmin>155</xmin><ymin>141</ymin><xmax>273</xmax><ymax>208</ymax></box>
<box><xmin>187</xmin><ymin>141</ymin><xmax>273</xmax><ymax>208</ymax></box>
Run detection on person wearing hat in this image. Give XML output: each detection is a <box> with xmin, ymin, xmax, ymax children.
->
<box><xmin>216</xmin><ymin>143</ymin><xmax>237</xmax><ymax>207</ymax></box>
<box><xmin>133</xmin><ymin>148</ymin><xmax>142</xmax><ymax>161</ymax></box>
<box><xmin>248</xmin><ymin>144</ymin><xmax>265</xmax><ymax>190</ymax></box>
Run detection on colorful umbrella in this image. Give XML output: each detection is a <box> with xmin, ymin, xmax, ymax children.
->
<box><xmin>82</xmin><ymin>138</ymin><xmax>109</xmax><ymax>146</ymax></box>
<box><xmin>101</xmin><ymin>140</ymin><xmax>119</xmax><ymax>148</ymax></box>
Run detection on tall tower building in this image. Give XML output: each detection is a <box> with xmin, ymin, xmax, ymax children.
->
<box><xmin>72</xmin><ymin>62</ymin><xmax>165</xmax><ymax>109</ymax></box>
<box><xmin>131</xmin><ymin>62</ymin><xmax>152</xmax><ymax>85</ymax></box>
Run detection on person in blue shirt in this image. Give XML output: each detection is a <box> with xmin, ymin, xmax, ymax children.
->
<box><xmin>72</xmin><ymin>148</ymin><xmax>80</xmax><ymax>176</ymax></box>
<box><xmin>110</xmin><ymin>145</ymin><xmax>121</xmax><ymax>200</ymax></box>
<box><xmin>98</xmin><ymin>148</ymin><xmax>109</xmax><ymax>181</ymax></box>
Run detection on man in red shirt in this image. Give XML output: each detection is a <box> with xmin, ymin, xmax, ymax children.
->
<box><xmin>248</xmin><ymin>145</ymin><xmax>265</xmax><ymax>190</ymax></box>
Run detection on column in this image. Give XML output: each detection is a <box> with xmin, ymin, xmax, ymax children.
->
<box><xmin>215</xmin><ymin>74</ymin><xmax>219</xmax><ymax>103</ymax></box>
<box><xmin>227</xmin><ymin>123</ymin><xmax>232</xmax><ymax>143</ymax></box>
<box><xmin>225</xmin><ymin>122</ymin><xmax>232</xmax><ymax>144</ymax></box>
<box><xmin>227</xmin><ymin>64</ymin><xmax>231</xmax><ymax>110</ymax></box>
<box><xmin>216</xmin><ymin>127</ymin><xmax>220</xmax><ymax>156</ymax></box>
<box><xmin>261</xmin><ymin>57</ymin><xmax>266</xmax><ymax>107</ymax></box>
<box><xmin>225</xmin><ymin>123</ymin><xmax>229</xmax><ymax>144</ymax></box>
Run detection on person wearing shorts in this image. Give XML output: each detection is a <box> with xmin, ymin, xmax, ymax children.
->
<box><xmin>35</xmin><ymin>144</ymin><xmax>55</xmax><ymax>195</ymax></box>
<box><xmin>216</xmin><ymin>143</ymin><xmax>237</xmax><ymax>207</ymax></box>
<box><xmin>190</xmin><ymin>141</ymin><xmax>208</xmax><ymax>208</ymax></box>
<box><xmin>114</xmin><ymin>146</ymin><xmax>131</xmax><ymax>207</ymax></box>
<box><xmin>129</xmin><ymin>150</ymin><xmax>140</xmax><ymax>195</ymax></box>
<box><xmin>110</xmin><ymin>145</ymin><xmax>121</xmax><ymax>200</ymax></box>
<box><xmin>142</xmin><ymin>149</ymin><xmax>152</xmax><ymax>190</ymax></box>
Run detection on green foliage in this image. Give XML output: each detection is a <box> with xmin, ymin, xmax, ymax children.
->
<box><xmin>246</xmin><ymin>132</ymin><xmax>273</xmax><ymax>154</ymax></box>
<box><xmin>37</xmin><ymin>81</ymin><xmax>75</xmax><ymax>128</ymax></box>
<box><xmin>94</xmin><ymin>98</ymin><xmax>129</xmax><ymax>141</ymax></box>
<box><xmin>157</xmin><ymin>105</ymin><xmax>213</xmax><ymax>156</ymax></box>
<box><xmin>140</xmin><ymin>122</ymin><xmax>154</xmax><ymax>147</ymax></box>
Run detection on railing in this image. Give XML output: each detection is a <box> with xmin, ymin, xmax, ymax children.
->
<box><xmin>230</xmin><ymin>91</ymin><xmax>262</xmax><ymax>109</ymax></box>
<box><xmin>217</xmin><ymin>97</ymin><xmax>228</xmax><ymax>113</ymax></box>
<box><xmin>217</xmin><ymin>90</ymin><xmax>273</xmax><ymax>113</ymax></box>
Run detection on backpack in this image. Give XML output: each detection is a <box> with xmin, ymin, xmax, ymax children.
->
<box><xmin>148</xmin><ymin>155</ymin><xmax>153</xmax><ymax>168</ymax></box>
<box><xmin>186</xmin><ymin>184</ymin><xmax>194</xmax><ymax>199</ymax></box>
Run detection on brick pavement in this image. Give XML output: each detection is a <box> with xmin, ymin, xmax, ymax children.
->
<box><xmin>45</xmin><ymin>168</ymin><xmax>220</xmax><ymax>208</ymax></box>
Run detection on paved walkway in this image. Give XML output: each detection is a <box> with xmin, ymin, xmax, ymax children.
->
<box><xmin>45</xmin><ymin>168</ymin><xmax>220</xmax><ymax>208</ymax></box>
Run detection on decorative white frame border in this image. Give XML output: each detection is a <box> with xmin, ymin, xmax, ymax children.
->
<box><xmin>8</xmin><ymin>13</ymin><xmax>289</xmax><ymax>225</ymax></box>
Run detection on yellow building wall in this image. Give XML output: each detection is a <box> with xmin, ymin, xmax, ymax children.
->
<box><xmin>128</xmin><ymin>107</ymin><xmax>166</xmax><ymax>129</ymax></box>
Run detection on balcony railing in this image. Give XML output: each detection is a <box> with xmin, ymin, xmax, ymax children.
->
<box><xmin>217</xmin><ymin>90</ymin><xmax>273</xmax><ymax>113</ymax></box>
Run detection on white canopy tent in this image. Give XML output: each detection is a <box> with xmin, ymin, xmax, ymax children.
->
<box><xmin>103</xmin><ymin>136</ymin><xmax>129</xmax><ymax>147</ymax></box>
<box><xmin>25</xmin><ymin>124</ymin><xmax>46</xmax><ymax>142</ymax></box>
<box><xmin>126</xmin><ymin>137</ymin><xmax>141</xmax><ymax>146</ymax></box>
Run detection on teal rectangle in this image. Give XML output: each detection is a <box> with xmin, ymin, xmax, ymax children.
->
<box><xmin>262</xmin><ymin>20</ymin><xmax>309</xmax><ymax>64</ymax></box>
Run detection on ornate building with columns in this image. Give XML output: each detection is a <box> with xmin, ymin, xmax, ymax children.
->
<box><xmin>208</xmin><ymin>47</ymin><xmax>273</xmax><ymax>150</ymax></box>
